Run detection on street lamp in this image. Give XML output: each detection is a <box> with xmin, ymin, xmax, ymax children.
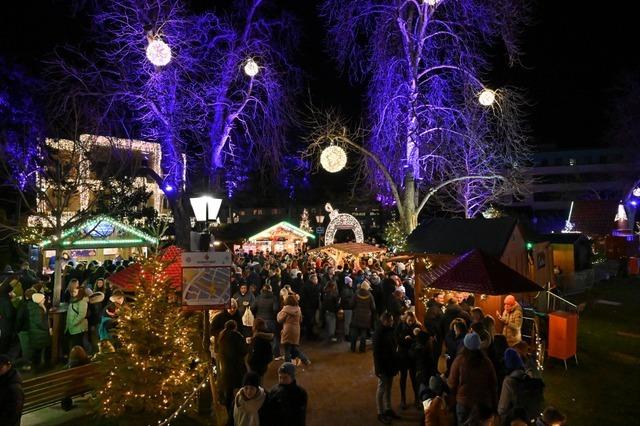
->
<box><xmin>189</xmin><ymin>195</ymin><xmax>223</xmax><ymax>251</ymax></box>
<box><xmin>315</xmin><ymin>214</ymin><xmax>325</xmax><ymax>224</ymax></box>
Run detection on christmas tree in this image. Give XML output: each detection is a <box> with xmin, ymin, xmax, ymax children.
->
<box><xmin>383</xmin><ymin>220</ymin><xmax>408</xmax><ymax>253</ymax></box>
<box><xmin>300</xmin><ymin>208</ymin><xmax>312</xmax><ymax>233</ymax></box>
<box><xmin>96</xmin><ymin>254</ymin><xmax>207</xmax><ymax>423</ymax></box>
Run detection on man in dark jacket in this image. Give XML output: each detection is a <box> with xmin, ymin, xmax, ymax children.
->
<box><xmin>252</xmin><ymin>284</ymin><xmax>280</xmax><ymax>358</ymax></box>
<box><xmin>299</xmin><ymin>274</ymin><xmax>321</xmax><ymax>340</ymax></box>
<box><xmin>0</xmin><ymin>355</ymin><xmax>24</xmax><ymax>426</ymax></box>
<box><xmin>262</xmin><ymin>362</ymin><xmax>307</xmax><ymax>426</ymax></box>
<box><xmin>350</xmin><ymin>281</ymin><xmax>375</xmax><ymax>353</ymax></box>
<box><xmin>210</xmin><ymin>300</ymin><xmax>243</xmax><ymax>355</ymax></box>
<box><xmin>372</xmin><ymin>312</ymin><xmax>399</xmax><ymax>424</ymax></box>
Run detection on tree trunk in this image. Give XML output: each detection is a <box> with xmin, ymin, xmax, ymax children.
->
<box><xmin>172</xmin><ymin>196</ymin><xmax>191</xmax><ymax>250</ymax></box>
<box><xmin>52</xmin><ymin>247</ymin><xmax>63</xmax><ymax>307</ymax></box>
<box><xmin>400</xmin><ymin>173</ymin><xmax>419</xmax><ymax>234</ymax></box>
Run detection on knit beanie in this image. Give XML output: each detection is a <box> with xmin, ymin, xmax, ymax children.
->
<box><xmin>278</xmin><ymin>362</ymin><xmax>296</xmax><ymax>380</ymax></box>
<box><xmin>242</xmin><ymin>371</ymin><xmax>261</xmax><ymax>388</ymax></box>
<box><xmin>504</xmin><ymin>348</ymin><xmax>525</xmax><ymax>371</ymax></box>
<box><xmin>429</xmin><ymin>375</ymin><xmax>444</xmax><ymax>395</ymax></box>
<box><xmin>463</xmin><ymin>332</ymin><xmax>481</xmax><ymax>351</ymax></box>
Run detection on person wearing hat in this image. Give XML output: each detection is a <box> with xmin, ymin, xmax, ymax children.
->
<box><xmin>262</xmin><ymin>362</ymin><xmax>308</xmax><ymax>426</ymax></box>
<box><xmin>496</xmin><ymin>295</ymin><xmax>523</xmax><ymax>347</ymax></box>
<box><xmin>217</xmin><ymin>319</ymin><xmax>248</xmax><ymax>424</ymax></box>
<box><xmin>423</xmin><ymin>375</ymin><xmax>454</xmax><ymax>426</ymax></box>
<box><xmin>447</xmin><ymin>332</ymin><xmax>498</xmax><ymax>425</ymax></box>
<box><xmin>498</xmin><ymin>348</ymin><xmax>545</xmax><ymax>425</ymax></box>
<box><xmin>373</xmin><ymin>312</ymin><xmax>400</xmax><ymax>424</ymax></box>
<box><xmin>233</xmin><ymin>371</ymin><xmax>266</xmax><ymax>426</ymax></box>
<box><xmin>26</xmin><ymin>292</ymin><xmax>50</xmax><ymax>370</ymax></box>
<box><xmin>497</xmin><ymin>348</ymin><xmax>527</xmax><ymax>422</ymax></box>
<box><xmin>350</xmin><ymin>280</ymin><xmax>376</xmax><ymax>353</ymax></box>
<box><xmin>339</xmin><ymin>275</ymin><xmax>355</xmax><ymax>341</ymax></box>
<box><xmin>0</xmin><ymin>354</ymin><xmax>24</xmax><ymax>426</ymax></box>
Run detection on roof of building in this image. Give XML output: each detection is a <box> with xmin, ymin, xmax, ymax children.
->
<box><xmin>536</xmin><ymin>233</ymin><xmax>590</xmax><ymax>245</ymax></box>
<box><xmin>406</xmin><ymin>217</ymin><xmax>518</xmax><ymax>258</ymax></box>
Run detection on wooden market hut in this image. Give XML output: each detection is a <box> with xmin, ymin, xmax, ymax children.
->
<box><xmin>39</xmin><ymin>215</ymin><xmax>158</xmax><ymax>264</ymax></box>
<box><xmin>241</xmin><ymin>221</ymin><xmax>315</xmax><ymax>253</ymax></box>
<box><xmin>307</xmin><ymin>242</ymin><xmax>387</xmax><ymax>269</ymax></box>
<box><xmin>406</xmin><ymin>217</ymin><xmax>553</xmax><ymax>321</ymax></box>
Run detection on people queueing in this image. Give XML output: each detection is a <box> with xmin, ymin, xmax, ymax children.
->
<box><xmin>496</xmin><ymin>295</ymin><xmax>523</xmax><ymax>347</ymax></box>
<box><xmin>246</xmin><ymin>318</ymin><xmax>274</xmax><ymax>384</ymax></box>
<box><xmin>396</xmin><ymin>311</ymin><xmax>421</xmax><ymax>410</ymax></box>
<box><xmin>218</xmin><ymin>319</ymin><xmax>249</xmax><ymax>426</ymax></box>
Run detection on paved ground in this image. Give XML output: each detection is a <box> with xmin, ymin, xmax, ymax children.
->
<box><xmin>22</xmin><ymin>339</ymin><xmax>423</xmax><ymax>426</ymax></box>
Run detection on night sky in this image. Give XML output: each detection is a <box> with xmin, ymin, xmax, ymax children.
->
<box><xmin>1</xmin><ymin>0</ymin><xmax>638</xmax><ymax>149</ymax></box>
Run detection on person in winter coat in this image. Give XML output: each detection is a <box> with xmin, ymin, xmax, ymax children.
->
<box><xmin>65</xmin><ymin>282</ymin><xmax>88</xmax><ymax>354</ymax></box>
<box><xmin>14</xmin><ymin>288</ymin><xmax>33</xmax><ymax>370</ymax></box>
<box><xmin>321</xmin><ymin>281</ymin><xmax>340</xmax><ymax>342</ymax></box>
<box><xmin>423</xmin><ymin>375</ymin><xmax>454</xmax><ymax>426</ymax></box>
<box><xmin>444</xmin><ymin>319</ymin><xmax>467</xmax><ymax>372</ymax></box>
<box><xmin>27</xmin><ymin>293</ymin><xmax>50</xmax><ymax>369</ymax></box>
<box><xmin>234</xmin><ymin>283</ymin><xmax>256</xmax><ymax>318</ymax></box>
<box><xmin>299</xmin><ymin>274</ymin><xmax>321</xmax><ymax>340</ymax></box>
<box><xmin>350</xmin><ymin>281</ymin><xmax>376</xmax><ymax>353</ymax></box>
<box><xmin>261</xmin><ymin>362</ymin><xmax>308</xmax><ymax>426</ymax></box>
<box><xmin>211</xmin><ymin>299</ymin><xmax>243</xmax><ymax>355</ymax></box>
<box><xmin>373</xmin><ymin>312</ymin><xmax>400</xmax><ymax>424</ymax></box>
<box><xmin>339</xmin><ymin>277</ymin><xmax>355</xmax><ymax>340</ymax></box>
<box><xmin>277</xmin><ymin>295</ymin><xmax>310</xmax><ymax>365</ymax></box>
<box><xmin>396</xmin><ymin>311</ymin><xmax>421</xmax><ymax>409</ymax></box>
<box><xmin>246</xmin><ymin>318</ymin><xmax>274</xmax><ymax>382</ymax></box>
<box><xmin>218</xmin><ymin>319</ymin><xmax>249</xmax><ymax>426</ymax></box>
<box><xmin>252</xmin><ymin>284</ymin><xmax>280</xmax><ymax>358</ymax></box>
<box><xmin>0</xmin><ymin>355</ymin><xmax>24</xmax><ymax>426</ymax></box>
<box><xmin>447</xmin><ymin>333</ymin><xmax>498</xmax><ymax>425</ymax></box>
<box><xmin>0</xmin><ymin>280</ymin><xmax>16</xmax><ymax>356</ymax></box>
<box><xmin>496</xmin><ymin>295</ymin><xmax>523</xmax><ymax>347</ymax></box>
<box><xmin>233</xmin><ymin>371</ymin><xmax>266</xmax><ymax>426</ymax></box>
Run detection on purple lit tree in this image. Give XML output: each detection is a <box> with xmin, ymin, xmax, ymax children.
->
<box><xmin>309</xmin><ymin>0</ymin><xmax>530</xmax><ymax>231</ymax></box>
<box><xmin>50</xmin><ymin>0</ymin><xmax>298</xmax><ymax>247</ymax></box>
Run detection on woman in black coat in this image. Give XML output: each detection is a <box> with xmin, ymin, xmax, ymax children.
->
<box><xmin>395</xmin><ymin>311</ymin><xmax>421</xmax><ymax>409</ymax></box>
<box><xmin>246</xmin><ymin>318</ymin><xmax>273</xmax><ymax>383</ymax></box>
<box><xmin>217</xmin><ymin>319</ymin><xmax>248</xmax><ymax>426</ymax></box>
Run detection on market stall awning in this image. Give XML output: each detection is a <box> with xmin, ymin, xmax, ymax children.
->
<box><xmin>247</xmin><ymin>221</ymin><xmax>315</xmax><ymax>241</ymax></box>
<box><xmin>39</xmin><ymin>215</ymin><xmax>158</xmax><ymax>249</ymax></box>
<box><xmin>418</xmin><ymin>249</ymin><xmax>542</xmax><ymax>295</ymax></box>
<box><xmin>107</xmin><ymin>245</ymin><xmax>182</xmax><ymax>291</ymax></box>
<box><xmin>309</xmin><ymin>243</ymin><xmax>387</xmax><ymax>257</ymax></box>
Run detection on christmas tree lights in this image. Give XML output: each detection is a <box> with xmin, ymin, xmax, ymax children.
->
<box><xmin>96</xmin><ymin>255</ymin><xmax>206</xmax><ymax>422</ymax></box>
<box><xmin>383</xmin><ymin>220</ymin><xmax>408</xmax><ymax>253</ymax></box>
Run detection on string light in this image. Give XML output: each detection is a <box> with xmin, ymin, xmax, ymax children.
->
<box><xmin>146</xmin><ymin>38</ymin><xmax>172</xmax><ymax>66</ymax></box>
<box><xmin>324</xmin><ymin>211</ymin><xmax>364</xmax><ymax>245</ymax></box>
<box><xmin>478</xmin><ymin>88</ymin><xmax>496</xmax><ymax>106</ymax></box>
<box><xmin>244</xmin><ymin>58</ymin><xmax>259</xmax><ymax>77</ymax></box>
<box><xmin>248</xmin><ymin>221</ymin><xmax>316</xmax><ymax>241</ymax></box>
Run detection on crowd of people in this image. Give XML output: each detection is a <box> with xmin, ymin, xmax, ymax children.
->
<box><xmin>0</xmin><ymin>248</ymin><xmax>567</xmax><ymax>426</ymax></box>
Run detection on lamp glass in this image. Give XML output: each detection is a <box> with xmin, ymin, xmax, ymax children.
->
<box><xmin>190</xmin><ymin>196</ymin><xmax>222</xmax><ymax>222</ymax></box>
<box><xmin>244</xmin><ymin>58</ymin><xmax>259</xmax><ymax>77</ymax></box>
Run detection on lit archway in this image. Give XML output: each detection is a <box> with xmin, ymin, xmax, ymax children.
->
<box><xmin>324</xmin><ymin>203</ymin><xmax>364</xmax><ymax>245</ymax></box>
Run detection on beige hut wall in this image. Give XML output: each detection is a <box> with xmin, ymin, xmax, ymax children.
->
<box><xmin>551</xmin><ymin>243</ymin><xmax>575</xmax><ymax>274</ymax></box>
<box><xmin>499</xmin><ymin>225</ymin><xmax>529</xmax><ymax>277</ymax></box>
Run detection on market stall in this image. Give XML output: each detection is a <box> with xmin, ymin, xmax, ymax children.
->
<box><xmin>107</xmin><ymin>245</ymin><xmax>182</xmax><ymax>292</ymax></box>
<box><xmin>242</xmin><ymin>221</ymin><xmax>315</xmax><ymax>254</ymax></box>
<box><xmin>308</xmin><ymin>242</ymin><xmax>387</xmax><ymax>270</ymax></box>
<box><xmin>39</xmin><ymin>215</ymin><xmax>158</xmax><ymax>268</ymax></box>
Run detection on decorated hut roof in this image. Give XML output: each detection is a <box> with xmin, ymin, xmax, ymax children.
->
<box><xmin>247</xmin><ymin>221</ymin><xmax>315</xmax><ymax>241</ymax></box>
<box><xmin>107</xmin><ymin>245</ymin><xmax>182</xmax><ymax>291</ymax></box>
<box><xmin>308</xmin><ymin>243</ymin><xmax>386</xmax><ymax>257</ymax></box>
<box><xmin>39</xmin><ymin>215</ymin><xmax>158</xmax><ymax>249</ymax></box>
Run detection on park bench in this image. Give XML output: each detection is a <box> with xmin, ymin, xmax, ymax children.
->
<box><xmin>23</xmin><ymin>363</ymin><xmax>100</xmax><ymax>414</ymax></box>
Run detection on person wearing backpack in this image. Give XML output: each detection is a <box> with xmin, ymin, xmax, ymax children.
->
<box><xmin>498</xmin><ymin>348</ymin><xmax>544</xmax><ymax>425</ymax></box>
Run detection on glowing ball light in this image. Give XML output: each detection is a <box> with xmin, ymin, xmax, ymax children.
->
<box><xmin>244</xmin><ymin>58</ymin><xmax>259</xmax><ymax>77</ymax></box>
<box><xmin>320</xmin><ymin>145</ymin><xmax>347</xmax><ymax>173</ymax></box>
<box><xmin>478</xmin><ymin>88</ymin><xmax>496</xmax><ymax>106</ymax></box>
<box><xmin>146</xmin><ymin>39</ymin><xmax>172</xmax><ymax>67</ymax></box>
<box><xmin>633</xmin><ymin>187</ymin><xmax>640</xmax><ymax>197</ymax></box>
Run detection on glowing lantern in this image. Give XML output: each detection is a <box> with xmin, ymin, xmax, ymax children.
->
<box><xmin>478</xmin><ymin>88</ymin><xmax>496</xmax><ymax>106</ymax></box>
<box><xmin>320</xmin><ymin>145</ymin><xmax>347</xmax><ymax>173</ymax></box>
<box><xmin>426</xmin><ymin>0</ymin><xmax>441</xmax><ymax>5</ymax></box>
<box><xmin>633</xmin><ymin>187</ymin><xmax>640</xmax><ymax>197</ymax></box>
<box><xmin>146</xmin><ymin>39</ymin><xmax>172</xmax><ymax>66</ymax></box>
<box><xmin>244</xmin><ymin>58</ymin><xmax>259</xmax><ymax>77</ymax></box>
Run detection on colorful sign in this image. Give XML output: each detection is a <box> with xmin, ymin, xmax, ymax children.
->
<box><xmin>181</xmin><ymin>252</ymin><xmax>232</xmax><ymax>309</ymax></box>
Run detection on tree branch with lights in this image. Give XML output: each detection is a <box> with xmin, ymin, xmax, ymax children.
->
<box><xmin>310</xmin><ymin>0</ymin><xmax>531</xmax><ymax>232</ymax></box>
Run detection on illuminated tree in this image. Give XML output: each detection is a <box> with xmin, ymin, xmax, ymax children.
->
<box><xmin>310</xmin><ymin>0</ymin><xmax>530</xmax><ymax>232</ymax></box>
<box><xmin>50</xmin><ymin>0</ymin><xmax>299</xmax><ymax>247</ymax></box>
<box><xmin>97</xmin><ymin>255</ymin><xmax>206</xmax><ymax>422</ymax></box>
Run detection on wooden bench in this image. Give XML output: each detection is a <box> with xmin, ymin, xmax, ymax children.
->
<box><xmin>23</xmin><ymin>363</ymin><xmax>100</xmax><ymax>414</ymax></box>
